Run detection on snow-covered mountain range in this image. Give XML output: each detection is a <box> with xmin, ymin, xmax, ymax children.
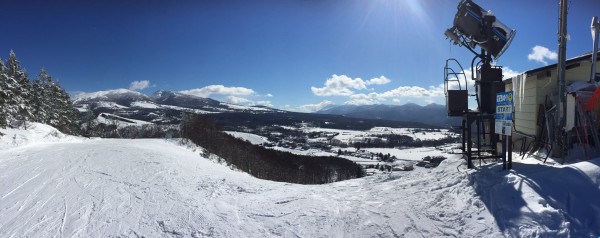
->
<box><xmin>74</xmin><ymin>89</ymin><xmax>282</xmax><ymax>125</ymax></box>
<box><xmin>73</xmin><ymin>89</ymin><xmax>443</xmax><ymax>130</ymax></box>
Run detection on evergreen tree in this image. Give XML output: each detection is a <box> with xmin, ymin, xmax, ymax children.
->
<box><xmin>52</xmin><ymin>81</ymin><xmax>79</xmax><ymax>134</ymax></box>
<box><xmin>57</xmin><ymin>83</ymin><xmax>79</xmax><ymax>135</ymax></box>
<box><xmin>2</xmin><ymin>54</ymin><xmax>19</xmax><ymax>124</ymax></box>
<box><xmin>80</xmin><ymin>110</ymin><xmax>97</xmax><ymax>137</ymax></box>
<box><xmin>0</xmin><ymin>58</ymin><xmax>8</xmax><ymax>129</ymax></box>
<box><xmin>6</xmin><ymin>50</ymin><xmax>32</xmax><ymax>125</ymax></box>
<box><xmin>0</xmin><ymin>51</ymin><xmax>79</xmax><ymax>135</ymax></box>
<box><xmin>42</xmin><ymin>70</ymin><xmax>58</xmax><ymax>125</ymax></box>
<box><xmin>31</xmin><ymin>70</ymin><xmax>46</xmax><ymax>123</ymax></box>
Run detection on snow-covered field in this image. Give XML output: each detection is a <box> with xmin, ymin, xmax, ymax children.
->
<box><xmin>303</xmin><ymin>126</ymin><xmax>457</xmax><ymax>145</ymax></box>
<box><xmin>224</xmin><ymin>131</ymin><xmax>270</xmax><ymax>145</ymax></box>
<box><xmin>1</xmin><ymin>124</ymin><xmax>600</xmax><ymax>237</ymax></box>
<box><xmin>363</xmin><ymin>147</ymin><xmax>447</xmax><ymax>162</ymax></box>
<box><xmin>96</xmin><ymin>113</ymin><xmax>153</xmax><ymax>129</ymax></box>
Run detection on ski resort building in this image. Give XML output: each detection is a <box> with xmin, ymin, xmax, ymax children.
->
<box><xmin>504</xmin><ymin>52</ymin><xmax>600</xmax><ymax>146</ymax></box>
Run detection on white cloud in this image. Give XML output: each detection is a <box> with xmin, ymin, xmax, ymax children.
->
<box><xmin>129</xmin><ymin>80</ymin><xmax>150</xmax><ymax>91</ymax></box>
<box><xmin>255</xmin><ymin>100</ymin><xmax>273</xmax><ymax>107</ymax></box>
<box><xmin>502</xmin><ymin>66</ymin><xmax>521</xmax><ymax>80</ymax></box>
<box><xmin>227</xmin><ymin>96</ymin><xmax>252</xmax><ymax>104</ymax></box>
<box><xmin>265</xmin><ymin>93</ymin><xmax>273</xmax><ymax>97</ymax></box>
<box><xmin>311</xmin><ymin>74</ymin><xmax>394</xmax><ymax>97</ymax></box>
<box><xmin>445</xmin><ymin>67</ymin><xmax>521</xmax><ymax>95</ymax></box>
<box><xmin>380</xmin><ymin>85</ymin><xmax>445</xmax><ymax>97</ymax></box>
<box><xmin>345</xmin><ymin>99</ymin><xmax>378</xmax><ymax>105</ymax></box>
<box><xmin>446</xmin><ymin>69</ymin><xmax>475</xmax><ymax>93</ymax></box>
<box><xmin>366</xmin><ymin>76</ymin><xmax>391</xmax><ymax>85</ymax></box>
<box><xmin>299</xmin><ymin>100</ymin><xmax>335</xmax><ymax>112</ymax></box>
<box><xmin>180</xmin><ymin>85</ymin><xmax>255</xmax><ymax>98</ymax></box>
<box><xmin>226</xmin><ymin>96</ymin><xmax>273</xmax><ymax>107</ymax></box>
<box><xmin>527</xmin><ymin>45</ymin><xmax>557</xmax><ymax>65</ymax></box>
<box><xmin>312</xmin><ymin>74</ymin><xmax>440</xmax><ymax>101</ymax></box>
<box><xmin>308</xmin><ymin>68</ymin><xmax>520</xmax><ymax>106</ymax></box>
<box><xmin>311</xmin><ymin>74</ymin><xmax>368</xmax><ymax>96</ymax></box>
<box><xmin>342</xmin><ymin>84</ymin><xmax>445</xmax><ymax>105</ymax></box>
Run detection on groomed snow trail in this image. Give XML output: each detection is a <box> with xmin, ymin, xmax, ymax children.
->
<box><xmin>0</xmin><ymin>138</ymin><xmax>502</xmax><ymax>237</ymax></box>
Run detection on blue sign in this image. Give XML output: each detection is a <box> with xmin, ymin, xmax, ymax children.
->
<box><xmin>495</xmin><ymin>91</ymin><xmax>513</xmax><ymax>136</ymax></box>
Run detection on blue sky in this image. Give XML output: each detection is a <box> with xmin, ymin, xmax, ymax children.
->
<box><xmin>0</xmin><ymin>0</ymin><xmax>599</xmax><ymax>111</ymax></box>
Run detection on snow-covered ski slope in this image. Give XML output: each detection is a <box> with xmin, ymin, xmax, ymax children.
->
<box><xmin>1</xmin><ymin>124</ymin><xmax>600</xmax><ymax>237</ymax></box>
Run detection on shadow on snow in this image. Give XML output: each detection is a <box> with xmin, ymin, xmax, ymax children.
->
<box><xmin>468</xmin><ymin>158</ymin><xmax>600</xmax><ymax>237</ymax></box>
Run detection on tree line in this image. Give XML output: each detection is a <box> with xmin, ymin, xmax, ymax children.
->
<box><xmin>180</xmin><ymin>113</ymin><xmax>365</xmax><ymax>184</ymax></box>
<box><xmin>0</xmin><ymin>51</ymin><xmax>78</xmax><ymax>134</ymax></box>
<box><xmin>349</xmin><ymin>134</ymin><xmax>460</xmax><ymax>149</ymax></box>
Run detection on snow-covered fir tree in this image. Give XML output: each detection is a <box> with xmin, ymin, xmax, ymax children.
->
<box><xmin>53</xmin><ymin>81</ymin><xmax>79</xmax><ymax>134</ymax></box>
<box><xmin>0</xmin><ymin>51</ymin><xmax>79</xmax><ymax>134</ymax></box>
<box><xmin>31</xmin><ymin>71</ymin><xmax>46</xmax><ymax>123</ymax></box>
<box><xmin>5</xmin><ymin>50</ymin><xmax>33</xmax><ymax>125</ymax></box>
<box><xmin>0</xmin><ymin>58</ymin><xmax>8</xmax><ymax>129</ymax></box>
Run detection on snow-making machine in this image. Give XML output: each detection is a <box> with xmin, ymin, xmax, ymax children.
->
<box><xmin>443</xmin><ymin>0</ymin><xmax>516</xmax><ymax>168</ymax></box>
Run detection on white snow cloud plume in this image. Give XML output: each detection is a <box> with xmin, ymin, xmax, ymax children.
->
<box><xmin>226</xmin><ymin>96</ymin><xmax>273</xmax><ymax>107</ymax></box>
<box><xmin>527</xmin><ymin>45</ymin><xmax>557</xmax><ymax>65</ymax></box>
<box><xmin>227</xmin><ymin>96</ymin><xmax>252</xmax><ymax>105</ymax></box>
<box><xmin>299</xmin><ymin>100</ymin><xmax>335</xmax><ymax>112</ymax></box>
<box><xmin>255</xmin><ymin>100</ymin><xmax>273</xmax><ymax>107</ymax></box>
<box><xmin>180</xmin><ymin>85</ymin><xmax>255</xmax><ymax>98</ymax></box>
<box><xmin>129</xmin><ymin>80</ymin><xmax>151</xmax><ymax>91</ymax></box>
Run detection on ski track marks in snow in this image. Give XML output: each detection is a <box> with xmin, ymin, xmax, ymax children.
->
<box><xmin>0</xmin><ymin>138</ymin><xmax>505</xmax><ymax>237</ymax></box>
<box><xmin>2</xmin><ymin>135</ymin><xmax>599</xmax><ymax>237</ymax></box>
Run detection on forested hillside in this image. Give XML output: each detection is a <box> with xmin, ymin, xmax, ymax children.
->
<box><xmin>0</xmin><ymin>51</ymin><xmax>78</xmax><ymax>134</ymax></box>
<box><xmin>180</xmin><ymin>113</ymin><xmax>365</xmax><ymax>184</ymax></box>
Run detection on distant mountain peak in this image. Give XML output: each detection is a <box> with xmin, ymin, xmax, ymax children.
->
<box><xmin>317</xmin><ymin>102</ymin><xmax>458</xmax><ymax>127</ymax></box>
<box><xmin>73</xmin><ymin>89</ymin><xmax>147</xmax><ymax>102</ymax></box>
<box><xmin>424</xmin><ymin>103</ymin><xmax>444</xmax><ymax>109</ymax></box>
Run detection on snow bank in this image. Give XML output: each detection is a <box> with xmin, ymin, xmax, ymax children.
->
<box><xmin>2</xmin><ymin>127</ymin><xmax>600</xmax><ymax>237</ymax></box>
<box><xmin>0</xmin><ymin>123</ymin><xmax>83</xmax><ymax>150</ymax></box>
<box><xmin>469</xmin><ymin>157</ymin><xmax>600</xmax><ymax>237</ymax></box>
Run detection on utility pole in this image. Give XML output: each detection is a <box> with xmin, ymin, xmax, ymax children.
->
<box><xmin>554</xmin><ymin>0</ymin><xmax>568</xmax><ymax>157</ymax></box>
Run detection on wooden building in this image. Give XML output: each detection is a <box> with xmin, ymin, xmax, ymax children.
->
<box><xmin>504</xmin><ymin>52</ymin><xmax>600</xmax><ymax>142</ymax></box>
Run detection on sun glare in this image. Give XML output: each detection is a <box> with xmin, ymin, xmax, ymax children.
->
<box><xmin>355</xmin><ymin>0</ymin><xmax>437</xmax><ymax>49</ymax></box>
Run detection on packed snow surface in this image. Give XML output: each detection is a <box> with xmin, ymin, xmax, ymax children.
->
<box><xmin>1</xmin><ymin>125</ymin><xmax>600</xmax><ymax>237</ymax></box>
